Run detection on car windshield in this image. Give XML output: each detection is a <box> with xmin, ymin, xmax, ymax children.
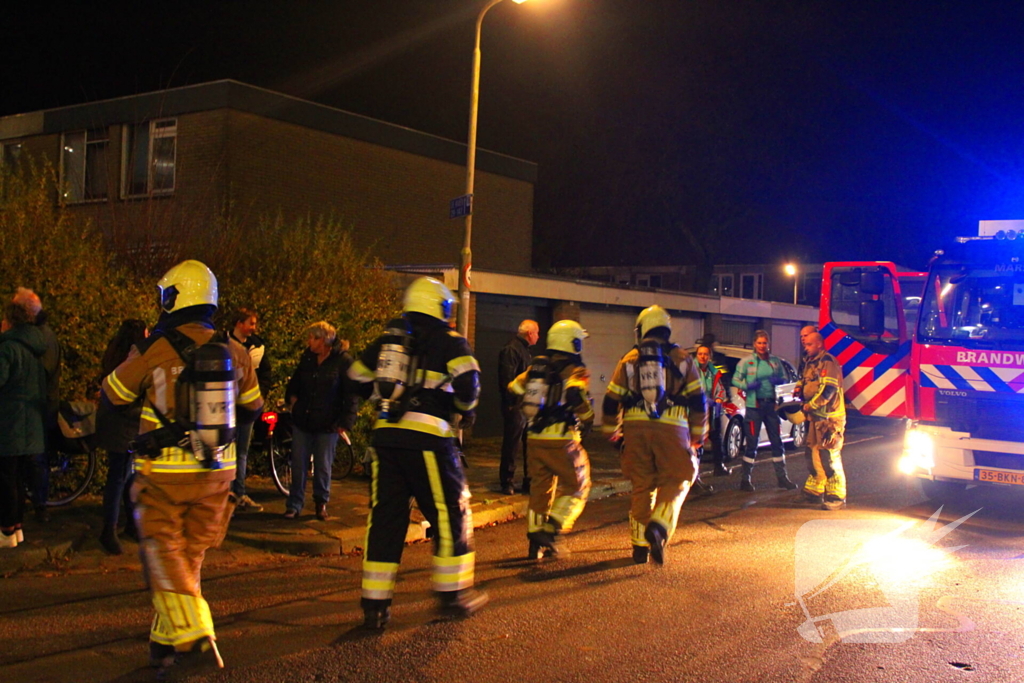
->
<box><xmin>918</xmin><ymin>264</ymin><xmax>1024</xmax><ymax>347</ymax></box>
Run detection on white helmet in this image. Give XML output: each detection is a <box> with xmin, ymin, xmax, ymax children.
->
<box><xmin>635</xmin><ymin>305</ymin><xmax>671</xmax><ymax>339</ymax></box>
<box><xmin>547</xmin><ymin>320</ymin><xmax>588</xmax><ymax>354</ymax></box>
<box><xmin>158</xmin><ymin>260</ymin><xmax>218</xmax><ymax>313</ymax></box>
<box><xmin>403</xmin><ymin>277</ymin><xmax>455</xmax><ymax>321</ymax></box>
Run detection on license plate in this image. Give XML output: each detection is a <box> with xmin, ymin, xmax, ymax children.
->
<box><xmin>974</xmin><ymin>469</ymin><xmax>1024</xmax><ymax>485</ymax></box>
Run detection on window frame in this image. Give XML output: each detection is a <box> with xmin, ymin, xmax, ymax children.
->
<box><xmin>720</xmin><ymin>274</ymin><xmax>735</xmax><ymax>297</ymax></box>
<box><xmin>59</xmin><ymin>129</ymin><xmax>110</xmax><ymax>204</ymax></box>
<box><xmin>121</xmin><ymin>118</ymin><xmax>177</xmax><ymax>199</ymax></box>
<box><xmin>740</xmin><ymin>272</ymin><xmax>762</xmax><ymax>299</ymax></box>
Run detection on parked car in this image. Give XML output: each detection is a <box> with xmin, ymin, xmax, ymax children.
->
<box><xmin>698</xmin><ymin>344</ymin><xmax>807</xmax><ymax>462</ymax></box>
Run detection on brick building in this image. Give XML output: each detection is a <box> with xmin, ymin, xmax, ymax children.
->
<box><xmin>0</xmin><ymin>80</ymin><xmax>536</xmax><ymax>272</ymax></box>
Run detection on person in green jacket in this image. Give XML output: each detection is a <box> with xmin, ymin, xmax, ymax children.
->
<box><xmin>731</xmin><ymin>330</ymin><xmax>797</xmax><ymax>492</ymax></box>
<box><xmin>0</xmin><ymin>292</ymin><xmax>48</xmax><ymax>548</ymax></box>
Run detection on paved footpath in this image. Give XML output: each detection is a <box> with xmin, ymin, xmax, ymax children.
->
<box><xmin>3</xmin><ymin>434</ymin><xmax>698</xmax><ymax>576</ymax></box>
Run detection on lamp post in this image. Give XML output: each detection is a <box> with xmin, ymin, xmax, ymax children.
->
<box><xmin>784</xmin><ymin>263</ymin><xmax>798</xmax><ymax>305</ymax></box>
<box><xmin>457</xmin><ymin>0</ymin><xmax>528</xmax><ymax>337</ymax></box>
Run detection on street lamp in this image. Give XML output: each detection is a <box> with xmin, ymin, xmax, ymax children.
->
<box><xmin>457</xmin><ymin>0</ymin><xmax>529</xmax><ymax>337</ymax></box>
<box><xmin>784</xmin><ymin>263</ymin><xmax>798</xmax><ymax>305</ymax></box>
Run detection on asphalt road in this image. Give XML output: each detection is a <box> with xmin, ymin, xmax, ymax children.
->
<box><xmin>3</xmin><ymin>418</ymin><xmax>1024</xmax><ymax>683</ymax></box>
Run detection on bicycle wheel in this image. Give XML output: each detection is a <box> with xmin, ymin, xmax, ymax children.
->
<box><xmin>46</xmin><ymin>445</ymin><xmax>97</xmax><ymax>506</ymax></box>
<box><xmin>269</xmin><ymin>436</ymin><xmax>292</xmax><ymax>497</ymax></box>
<box><xmin>332</xmin><ymin>433</ymin><xmax>354</xmax><ymax>480</ymax></box>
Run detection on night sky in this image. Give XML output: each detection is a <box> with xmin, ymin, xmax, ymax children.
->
<box><xmin>5</xmin><ymin>0</ymin><xmax>1024</xmax><ymax>271</ymax></box>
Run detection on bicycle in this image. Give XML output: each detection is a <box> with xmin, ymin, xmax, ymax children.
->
<box><xmin>258</xmin><ymin>409</ymin><xmax>355</xmax><ymax>497</ymax></box>
<box><xmin>29</xmin><ymin>402</ymin><xmax>100</xmax><ymax>507</ymax></box>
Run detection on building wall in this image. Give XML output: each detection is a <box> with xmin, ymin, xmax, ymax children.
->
<box><xmin>224</xmin><ymin>110</ymin><xmax>533</xmax><ymax>271</ymax></box>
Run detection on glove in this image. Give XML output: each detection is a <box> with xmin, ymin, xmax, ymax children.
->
<box><xmin>745</xmin><ymin>379</ymin><xmax>762</xmax><ymax>393</ymax></box>
<box><xmin>771</xmin><ymin>375</ymin><xmax>787</xmax><ymax>386</ymax></box>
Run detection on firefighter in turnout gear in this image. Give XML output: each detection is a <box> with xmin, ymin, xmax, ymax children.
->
<box><xmin>602</xmin><ymin>306</ymin><xmax>707</xmax><ymax>565</ymax></box>
<box><xmin>798</xmin><ymin>332</ymin><xmax>847</xmax><ymax>510</ymax></box>
<box><xmin>507</xmin><ymin>320</ymin><xmax>594</xmax><ymax>559</ymax></box>
<box><xmin>348</xmin><ymin>277</ymin><xmax>485</xmax><ymax>629</ymax></box>
<box><xmin>101</xmin><ymin>260</ymin><xmax>262</xmax><ymax>675</ymax></box>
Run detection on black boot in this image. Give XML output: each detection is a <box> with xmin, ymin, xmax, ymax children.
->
<box><xmin>774</xmin><ymin>461</ymin><xmax>797</xmax><ymax>490</ymax></box>
<box><xmin>739</xmin><ymin>461</ymin><xmax>755</xmax><ymax>491</ymax></box>
<box><xmin>632</xmin><ymin>545</ymin><xmax>649</xmax><ymax>564</ymax></box>
<box><xmin>361</xmin><ymin>598</ymin><xmax>392</xmax><ymax>630</ymax></box>
<box><xmin>644</xmin><ymin>522</ymin><xmax>668</xmax><ymax>565</ymax></box>
<box><xmin>438</xmin><ymin>588</ymin><xmax>489</xmax><ymax>618</ymax></box>
<box><xmin>713</xmin><ymin>463</ymin><xmax>730</xmax><ymax>477</ymax></box>
<box><xmin>99</xmin><ymin>526</ymin><xmax>123</xmax><ymax>555</ymax></box>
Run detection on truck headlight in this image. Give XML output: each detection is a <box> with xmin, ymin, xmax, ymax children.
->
<box><xmin>899</xmin><ymin>429</ymin><xmax>935</xmax><ymax>473</ymax></box>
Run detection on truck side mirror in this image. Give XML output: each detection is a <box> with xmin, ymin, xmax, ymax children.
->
<box><xmin>859</xmin><ymin>300</ymin><xmax>885</xmax><ymax>336</ymax></box>
<box><xmin>860</xmin><ymin>271</ymin><xmax>886</xmax><ymax>295</ymax></box>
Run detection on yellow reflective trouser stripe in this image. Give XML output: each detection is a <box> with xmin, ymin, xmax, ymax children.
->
<box><xmin>106</xmin><ymin>371</ymin><xmax>137</xmax><ymax>403</ymax></box>
<box><xmin>433</xmin><ymin>552</ymin><xmax>475</xmax><ymax>592</ymax></box>
<box><xmin>527</xmin><ymin>509</ymin><xmax>547</xmax><ymax>533</ymax></box>
<box><xmin>423</xmin><ymin>450</ymin><xmax>453</xmax><ymax>558</ymax></box>
<box><xmin>550</xmin><ymin>495</ymin><xmax>586</xmax><ymax>531</ymax></box>
<box><xmin>362</xmin><ymin>560</ymin><xmax>399</xmax><ymax>600</ymax></box>
<box><xmin>375</xmin><ymin>412</ymin><xmax>453</xmax><ymax>438</ymax></box>
<box><xmin>649</xmin><ymin>484</ymin><xmax>688</xmax><ymax>539</ymax></box>
<box><xmin>149</xmin><ymin>591</ymin><xmax>215</xmax><ymax>646</ymax></box>
<box><xmin>630</xmin><ymin>515</ymin><xmax>648</xmax><ymax>547</ymax></box>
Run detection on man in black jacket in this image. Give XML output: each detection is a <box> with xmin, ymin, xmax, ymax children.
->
<box><xmin>497</xmin><ymin>320</ymin><xmax>538</xmax><ymax>494</ymax></box>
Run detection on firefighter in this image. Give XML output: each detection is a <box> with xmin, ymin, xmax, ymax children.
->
<box><xmin>101</xmin><ymin>260</ymin><xmax>262</xmax><ymax>676</ymax></box>
<box><xmin>732</xmin><ymin>330</ymin><xmax>797</xmax><ymax>492</ymax></box>
<box><xmin>348</xmin><ymin>277</ymin><xmax>485</xmax><ymax>629</ymax></box>
<box><xmin>602</xmin><ymin>305</ymin><xmax>707</xmax><ymax>565</ymax></box>
<box><xmin>798</xmin><ymin>332</ymin><xmax>847</xmax><ymax>510</ymax></box>
<box><xmin>507</xmin><ymin>320</ymin><xmax>594</xmax><ymax>559</ymax></box>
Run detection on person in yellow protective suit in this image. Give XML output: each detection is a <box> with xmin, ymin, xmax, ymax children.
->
<box><xmin>101</xmin><ymin>260</ymin><xmax>262</xmax><ymax>676</ymax></box>
<box><xmin>798</xmin><ymin>332</ymin><xmax>847</xmax><ymax>510</ymax></box>
<box><xmin>602</xmin><ymin>305</ymin><xmax>707</xmax><ymax>565</ymax></box>
<box><xmin>508</xmin><ymin>320</ymin><xmax>594</xmax><ymax>559</ymax></box>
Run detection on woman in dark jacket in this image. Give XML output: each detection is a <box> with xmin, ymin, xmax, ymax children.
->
<box><xmin>283</xmin><ymin>321</ymin><xmax>358</xmax><ymax>521</ymax></box>
<box><xmin>95</xmin><ymin>319</ymin><xmax>148</xmax><ymax>555</ymax></box>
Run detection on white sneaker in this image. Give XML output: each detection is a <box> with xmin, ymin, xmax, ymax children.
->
<box><xmin>235</xmin><ymin>495</ymin><xmax>264</xmax><ymax>512</ymax></box>
<box><xmin>0</xmin><ymin>531</ymin><xmax>17</xmax><ymax>549</ymax></box>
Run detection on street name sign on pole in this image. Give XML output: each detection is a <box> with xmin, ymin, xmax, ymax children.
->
<box><xmin>450</xmin><ymin>194</ymin><xmax>473</xmax><ymax>219</ymax></box>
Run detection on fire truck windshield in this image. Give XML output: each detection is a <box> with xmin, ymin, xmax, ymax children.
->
<box><xmin>918</xmin><ymin>264</ymin><xmax>1024</xmax><ymax>347</ymax></box>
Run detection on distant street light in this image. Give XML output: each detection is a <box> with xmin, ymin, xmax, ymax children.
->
<box><xmin>457</xmin><ymin>0</ymin><xmax>529</xmax><ymax>337</ymax></box>
<box><xmin>784</xmin><ymin>263</ymin><xmax>798</xmax><ymax>305</ymax></box>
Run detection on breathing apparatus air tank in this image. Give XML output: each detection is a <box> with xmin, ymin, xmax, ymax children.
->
<box><xmin>375</xmin><ymin>317</ymin><xmax>414</xmax><ymax>422</ymax></box>
<box><xmin>187</xmin><ymin>341</ymin><xmax>236</xmax><ymax>469</ymax></box>
<box><xmin>636</xmin><ymin>338</ymin><xmax>667</xmax><ymax>419</ymax></box>
<box><xmin>521</xmin><ymin>357</ymin><xmax>554</xmax><ymax>424</ymax></box>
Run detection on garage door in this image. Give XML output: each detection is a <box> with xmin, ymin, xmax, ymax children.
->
<box><xmin>472</xmin><ymin>294</ymin><xmax>552</xmax><ymax>438</ymax></box>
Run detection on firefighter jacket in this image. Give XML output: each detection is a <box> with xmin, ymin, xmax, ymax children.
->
<box><xmin>102</xmin><ymin>318</ymin><xmax>263</xmax><ymax>483</ymax></box>
<box><xmin>507</xmin><ymin>354</ymin><xmax>595</xmax><ymax>443</ymax></box>
<box><xmin>732</xmin><ymin>353</ymin><xmax>788</xmax><ymax>409</ymax></box>
<box><xmin>348</xmin><ymin>312</ymin><xmax>480</xmax><ymax>450</ymax></box>
<box><xmin>799</xmin><ymin>350</ymin><xmax>846</xmax><ymax>420</ymax></box>
<box><xmin>602</xmin><ymin>340</ymin><xmax>707</xmax><ymax>441</ymax></box>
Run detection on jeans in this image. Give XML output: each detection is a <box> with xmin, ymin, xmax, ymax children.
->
<box><xmin>286</xmin><ymin>426</ymin><xmax>338</xmax><ymax>513</ymax></box>
<box><xmin>232</xmin><ymin>417</ymin><xmax>257</xmax><ymax>498</ymax></box>
<box><xmin>102</xmin><ymin>451</ymin><xmax>135</xmax><ymax>532</ymax></box>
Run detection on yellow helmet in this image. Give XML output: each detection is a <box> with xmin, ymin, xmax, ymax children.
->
<box><xmin>547</xmin><ymin>320</ymin><xmax>588</xmax><ymax>354</ymax></box>
<box><xmin>403</xmin><ymin>277</ymin><xmax>455</xmax><ymax>321</ymax></box>
<box><xmin>157</xmin><ymin>260</ymin><xmax>218</xmax><ymax>313</ymax></box>
<box><xmin>635</xmin><ymin>305</ymin><xmax>671</xmax><ymax>339</ymax></box>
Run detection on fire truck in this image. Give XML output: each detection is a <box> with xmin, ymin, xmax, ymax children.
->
<box><xmin>820</xmin><ymin>220</ymin><xmax>1024</xmax><ymax>501</ymax></box>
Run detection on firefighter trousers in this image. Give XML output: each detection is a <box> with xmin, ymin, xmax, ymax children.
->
<box><xmin>362</xmin><ymin>443</ymin><xmax>474</xmax><ymax>606</ymax></box>
<box><xmin>526</xmin><ymin>438</ymin><xmax>590</xmax><ymax>534</ymax></box>
<box><xmin>803</xmin><ymin>417</ymin><xmax>847</xmax><ymax>500</ymax></box>
<box><xmin>132</xmin><ymin>476</ymin><xmax>233</xmax><ymax>647</ymax></box>
<box><xmin>621</xmin><ymin>421</ymin><xmax>697</xmax><ymax>547</ymax></box>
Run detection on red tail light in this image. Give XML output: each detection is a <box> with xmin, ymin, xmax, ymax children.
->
<box><xmin>261</xmin><ymin>412</ymin><xmax>278</xmax><ymax>425</ymax></box>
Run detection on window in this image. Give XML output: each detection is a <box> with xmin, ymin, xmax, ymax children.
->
<box><xmin>829</xmin><ymin>266</ymin><xmax>901</xmax><ymax>353</ymax></box>
<box><xmin>649</xmin><ymin>275</ymin><xmax>662</xmax><ymax>288</ymax></box>
<box><xmin>2</xmin><ymin>142</ymin><xmax>22</xmax><ymax>171</ymax></box>
<box><xmin>60</xmin><ymin>130</ymin><xmax>109</xmax><ymax>203</ymax></box>
<box><xmin>802</xmin><ymin>273</ymin><xmax>821</xmax><ymax>306</ymax></box>
<box><xmin>709</xmin><ymin>275</ymin><xmax>720</xmax><ymax>295</ymax></box>
<box><xmin>122</xmin><ymin>119</ymin><xmax>176</xmax><ymax>197</ymax></box>
<box><xmin>720</xmin><ymin>274</ymin><xmax>735</xmax><ymax>297</ymax></box>
<box><xmin>740</xmin><ymin>273</ymin><xmax>762</xmax><ymax>299</ymax></box>
<box><xmin>637</xmin><ymin>276</ymin><xmax>649</xmax><ymax>287</ymax></box>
